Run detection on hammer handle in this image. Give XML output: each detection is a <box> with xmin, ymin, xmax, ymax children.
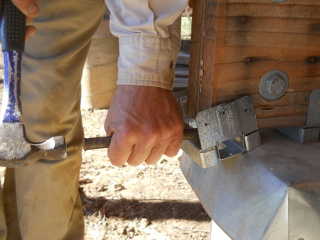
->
<box><xmin>83</xmin><ymin>128</ymin><xmax>199</xmax><ymax>151</ymax></box>
<box><xmin>0</xmin><ymin>0</ymin><xmax>26</xmax><ymax>123</ymax></box>
<box><xmin>1</xmin><ymin>0</ymin><xmax>26</xmax><ymax>52</ymax></box>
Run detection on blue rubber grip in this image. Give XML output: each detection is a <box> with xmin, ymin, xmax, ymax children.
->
<box><xmin>0</xmin><ymin>0</ymin><xmax>26</xmax><ymax>52</ymax></box>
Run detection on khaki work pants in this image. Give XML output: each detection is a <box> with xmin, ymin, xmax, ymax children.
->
<box><xmin>0</xmin><ymin>0</ymin><xmax>118</xmax><ymax>239</ymax></box>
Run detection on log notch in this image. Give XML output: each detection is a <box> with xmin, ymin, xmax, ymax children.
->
<box><xmin>187</xmin><ymin>0</ymin><xmax>320</xmax><ymax>128</ymax></box>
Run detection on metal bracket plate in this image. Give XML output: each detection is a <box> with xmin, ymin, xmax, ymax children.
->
<box><xmin>277</xmin><ymin>89</ymin><xmax>320</xmax><ymax>143</ymax></box>
<box><xmin>181</xmin><ymin>96</ymin><xmax>261</xmax><ymax>168</ymax></box>
<box><xmin>306</xmin><ymin>89</ymin><xmax>320</xmax><ymax>128</ymax></box>
<box><xmin>173</xmin><ymin>90</ymin><xmax>197</xmax><ymax>128</ymax></box>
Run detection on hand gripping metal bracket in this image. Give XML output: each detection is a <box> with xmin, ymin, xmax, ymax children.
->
<box><xmin>179</xmin><ymin>96</ymin><xmax>261</xmax><ymax>168</ymax></box>
<box><xmin>277</xmin><ymin>89</ymin><xmax>320</xmax><ymax>143</ymax></box>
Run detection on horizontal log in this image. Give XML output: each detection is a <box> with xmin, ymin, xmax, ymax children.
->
<box><xmin>257</xmin><ymin>115</ymin><xmax>306</xmax><ymax>129</ymax></box>
<box><xmin>255</xmin><ymin>104</ymin><xmax>307</xmax><ymax>119</ymax></box>
<box><xmin>216</xmin><ymin>46</ymin><xmax>320</xmax><ymax>64</ymax></box>
<box><xmin>217</xmin><ymin>32</ymin><xmax>320</xmax><ymax>51</ymax></box>
<box><xmin>226</xmin><ymin>3</ymin><xmax>320</xmax><ymax>19</ymax></box>
<box><xmin>226</xmin><ymin>17</ymin><xmax>320</xmax><ymax>35</ymax></box>
<box><xmin>213</xmin><ymin>62</ymin><xmax>320</xmax><ymax>98</ymax></box>
<box><xmin>228</xmin><ymin>0</ymin><xmax>320</xmax><ymax>7</ymax></box>
<box><xmin>216</xmin><ymin>92</ymin><xmax>311</xmax><ymax>107</ymax></box>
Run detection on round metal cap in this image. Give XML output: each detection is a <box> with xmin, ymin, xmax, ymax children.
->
<box><xmin>259</xmin><ymin>69</ymin><xmax>289</xmax><ymax>101</ymax></box>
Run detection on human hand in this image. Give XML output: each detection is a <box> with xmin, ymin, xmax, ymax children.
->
<box><xmin>104</xmin><ymin>86</ymin><xmax>184</xmax><ymax>167</ymax></box>
<box><xmin>10</xmin><ymin>0</ymin><xmax>40</xmax><ymax>40</ymax></box>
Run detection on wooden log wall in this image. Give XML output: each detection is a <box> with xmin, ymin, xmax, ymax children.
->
<box><xmin>187</xmin><ymin>0</ymin><xmax>320</xmax><ymax>128</ymax></box>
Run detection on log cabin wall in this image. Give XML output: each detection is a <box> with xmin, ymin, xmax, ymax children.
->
<box><xmin>187</xmin><ymin>0</ymin><xmax>320</xmax><ymax>128</ymax></box>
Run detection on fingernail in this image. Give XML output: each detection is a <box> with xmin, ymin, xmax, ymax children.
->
<box><xmin>28</xmin><ymin>2</ymin><xmax>39</xmax><ymax>15</ymax></box>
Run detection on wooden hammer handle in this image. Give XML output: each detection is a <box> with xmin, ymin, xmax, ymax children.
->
<box><xmin>83</xmin><ymin>128</ymin><xmax>199</xmax><ymax>151</ymax></box>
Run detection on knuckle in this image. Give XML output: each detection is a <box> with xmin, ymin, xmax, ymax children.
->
<box><xmin>114</xmin><ymin>129</ymin><xmax>136</xmax><ymax>146</ymax></box>
<box><xmin>143</xmin><ymin>131</ymin><xmax>157</xmax><ymax>143</ymax></box>
<box><xmin>160</xmin><ymin>123</ymin><xmax>184</xmax><ymax>141</ymax></box>
<box><xmin>140</xmin><ymin>127</ymin><xmax>159</xmax><ymax>143</ymax></box>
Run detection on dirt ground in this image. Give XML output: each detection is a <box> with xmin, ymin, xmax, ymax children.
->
<box><xmin>80</xmin><ymin>109</ymin><xmax>211</xmax><ymax>240</ymax></box>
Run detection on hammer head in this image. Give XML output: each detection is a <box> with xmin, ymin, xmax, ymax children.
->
<box><xmin>0</xmin><ymin>123</ymin><xmax>67</xmax><ymax>167</ymax></box>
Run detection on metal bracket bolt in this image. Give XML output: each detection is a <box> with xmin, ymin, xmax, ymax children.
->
<box><xmin>259</xmin><ymin>69</ymin><xmax>289</xmax><ymax>101</ymax></box>
<box><xmin>266</xmin><ymin>75</ymin><xmax>286</xmax><ymax>95</ymax></box>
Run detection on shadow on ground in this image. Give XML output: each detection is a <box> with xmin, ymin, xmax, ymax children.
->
<box><xmin>79</xmin><ymin>187</ymin><xmax>210</xmax><ymax>222</ymax></box>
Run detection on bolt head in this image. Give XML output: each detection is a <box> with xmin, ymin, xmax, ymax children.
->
<box><xmin>259</xmin><ymin>69</ymin><xmax>289</xmax><ymax>101</ymax></box>
<box><xmin>266</xmin><ymin>75</ymin><xmax>286</xmax><ymax>95</ymax></box>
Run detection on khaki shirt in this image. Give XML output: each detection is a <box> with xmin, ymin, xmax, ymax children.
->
<box><xmin>105</xmin><ymin>0</ymin><xmax>188</xmax><ymax>90</ymax></box>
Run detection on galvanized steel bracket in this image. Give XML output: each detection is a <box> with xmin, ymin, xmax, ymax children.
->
<box><xmin>180</xmin><ymin>96</ymin><xmax>261</xmax><ymax>168</ymax></box>
<box><xmin>277</xmin><ymin>89</ymin><xmax>320</xmax><ymax>143</ymax></box>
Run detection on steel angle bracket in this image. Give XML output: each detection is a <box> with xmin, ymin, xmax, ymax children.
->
<box><xmin>173</xmin><ymin>90</ymin><xmax>197</xmax><ymax>128</ymax></box>
<box><xmin>277</xmin><ymin>89</ymin><xmax>320</xmax><ymax>143</ymax></box>
<box><xmin>181</xmin><ymin>96</ymin><xmax>261</xmax><ymax>168</ymax></box>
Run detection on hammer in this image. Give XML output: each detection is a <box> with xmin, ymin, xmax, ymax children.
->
<box><xmin>0</xmin><ymin>0</ymin><xmax>67</xmax><ymax>167</ymax></box>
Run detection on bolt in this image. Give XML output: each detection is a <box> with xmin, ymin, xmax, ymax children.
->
<box><xmin>266</xmin><ymin>75</ymin><xmax>286</xmax><ymax>95</ymax></box>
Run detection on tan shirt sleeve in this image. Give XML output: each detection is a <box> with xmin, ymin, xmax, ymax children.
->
<box><xmin>105</xmin><ymin>0</ymin><xmax>188</xmax><ymax>90</ymax></box>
